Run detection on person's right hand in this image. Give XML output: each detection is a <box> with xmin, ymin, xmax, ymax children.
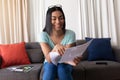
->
<box><xmin>52</xmin><ymin>44</ymin><xmax>65</xmax><ymax>56</ymax></box>
<box><xmin>73</xmin><ymin>56</ymin><xmax>83</xmax><ymax>66</ymax></box>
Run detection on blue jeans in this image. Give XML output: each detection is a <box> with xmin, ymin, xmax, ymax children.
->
<box><xmin>43</xmin><ymin>62</ymin><xmax>73</xmax><ymax>80</ymax></box>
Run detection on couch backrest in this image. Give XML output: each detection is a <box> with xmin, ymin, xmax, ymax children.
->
<box><xmin>25</xmin><ymin>40</ymin><xmax>120</xmax><ymax>63</ymax></box>
<box><xmin>25</xmin><ymin>42</ymin><xmax>44</xmax><ymax>63</ymax></box>
<box><xmin>112</xmin><ymin>46</ymin><xmax>120</xmax><ymax>62</ymax></box>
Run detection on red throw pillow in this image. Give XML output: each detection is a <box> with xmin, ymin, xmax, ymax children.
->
<box><xmin>0</xmin><ymin>42</ymin><xmax>31</xmax><ymax>68</ymax></box>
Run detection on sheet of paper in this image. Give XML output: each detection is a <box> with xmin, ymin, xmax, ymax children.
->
<box><xmin>49</xmin><ymin>52</ymin><xmax>61</xmax><ymax>65</ymax></box>
<box><xmin>59</xmin><ymin>39</ymin><xmax>93</xmax><ymax>65</ymax></box>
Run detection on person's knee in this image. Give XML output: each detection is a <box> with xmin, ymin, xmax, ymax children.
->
<box><xmin>57</xmin><ymin>63</ymin><xmax>73</xmax><ymax>80</ymax></box>
<box><xmin>58</xmin><ymin>63</ymin><xmax>73</xmax><ymax>73</ymax></box>
<box><xmin>44</xmin><ymin>62</ymin><xmax>57</xmax><ymax>71</ymax></box>
<box><xmin>43</xmin><ymin>62</ymin><xmax>57</xmax><ymax>80</ymax></box>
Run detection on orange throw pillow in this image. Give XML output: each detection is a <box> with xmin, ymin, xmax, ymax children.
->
<box><xmin>0</xmin><ymin>42</ymin><xmax>31</xmax><ymax>68</ymax></box>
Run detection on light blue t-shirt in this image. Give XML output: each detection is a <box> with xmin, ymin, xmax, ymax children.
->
<box><xmin>37</xmin><ymin>29</ymin><xmax>76</xmax><ymax>49</ymax></box>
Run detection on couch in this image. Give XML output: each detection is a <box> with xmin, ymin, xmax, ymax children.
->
<box><xmin>0</xmin><ymin>40</ymin><xmax>120</xmax><ymax>80</ymax></box>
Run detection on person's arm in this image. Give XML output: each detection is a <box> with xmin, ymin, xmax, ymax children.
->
<box><xmin>40</xmin><ymin>42</ymin><xmax>67</xmax><ymax>62</ymax></box>
<box><xmin>65</xmin><ymin>42</ymin><xmax>76</xmax><ymax>48</ymax></box>
<box><xmin>38</xmin><ymin>32</ymin><xmax>53</xmax><ymax>63</ymax></box>
<box><xmin>40</xmin><ymin>42</ymin><xmax>52</xmax><ymax>63</ymax></box>
<box><xmin>40</xmin><ymin>41</ymin><xmax>69</xmax><ymax>62</ymax></box>
<box><xmin>51</xmin><ymin>42</ymin><xmax>76</xmax><ymax>56</ymax></box>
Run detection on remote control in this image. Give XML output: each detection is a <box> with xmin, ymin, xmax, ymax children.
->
<box><xmin>96</xmin><ymin>62</ymin><xmax>107</xmax><ymax>65</ymax></box>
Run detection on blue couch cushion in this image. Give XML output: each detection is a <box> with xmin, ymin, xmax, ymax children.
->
<box><xmin>85</xmin><ymin>37</ymin><xmax>115</xmax><ymax>61</ymax></box>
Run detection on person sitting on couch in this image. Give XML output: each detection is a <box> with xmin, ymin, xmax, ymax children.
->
<box><xmin>38</xmin><ymin>4</ymin><xmax>81</xmax><ymax>80</ymax></box>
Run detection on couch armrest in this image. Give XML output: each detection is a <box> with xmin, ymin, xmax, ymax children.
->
<box><xmin>112</xmin><ymin>47</ymin><xmax>120</xmax><ymax>62</ymax></box>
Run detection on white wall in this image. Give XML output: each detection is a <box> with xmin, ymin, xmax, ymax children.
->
<box><xmin>44</xmin><ymin>0</ymin><xmax>81</xmax><ymax>39</ymax></box>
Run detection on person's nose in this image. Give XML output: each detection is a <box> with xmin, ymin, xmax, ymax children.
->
<box><xmin>56</xmin><ymin>18</ymin><xmax>60</xmax><ymax>24</ymax></box>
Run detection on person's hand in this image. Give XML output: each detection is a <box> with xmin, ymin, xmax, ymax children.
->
<box><xmin>52</xmin><ymin>44</ymin><xmax>65</xmax><ymax>55</ymax></box>
<box><xmin>73</xmin><ymin>56</ymin><xmax>82</xmax><ymax>66</ymax></box>
<box><xmin>64</xmin><ymin>56</ymin><xmax>83</xmax><ymax>66</ymax></box>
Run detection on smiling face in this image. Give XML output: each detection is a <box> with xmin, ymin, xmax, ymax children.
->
<box><xmin>51</xmin><ymin>11</ymin><xmax>65</xmax><ymax>31</ymax></box>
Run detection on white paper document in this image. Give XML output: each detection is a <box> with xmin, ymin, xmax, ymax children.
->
<box><xmin>50</xmin><ymin>40</ymin><xmax>93</xmax><ymax>66</ymax></box>
<box><xmin>49</xmin><ymin>52</ymin><xmax>61</xmax><ymax>65</ymax></box>
<box><xmin>59</xmin><ymin>40</ymin><xmax>92</xmax><ymax>66</ymax></box>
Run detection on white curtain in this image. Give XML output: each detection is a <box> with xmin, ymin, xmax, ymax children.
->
<box><xmin>114</xmin><ymin>0</ymin><xmax>120</xmax><ymax>47</ymax></box>
<box><xmin>1</xmin><ymin>0</ymin><xmax>120</xmax><ymax>47</ymax></box>
<box><xmin>78</xmin><ymin>0</ymin><xmax>120</xmax><ymax>47</ymax></box>
<box><xmin>0</xmin><ymin>0</ymin><xmax>29</xmax><ymax>44</ymax></box>
<box><xmin>29</xmin><ymin>0</ymin><xmax>120</xmax><ymax>47</ymax></box>
<box><xmin>28</xmin><ymin>0</ymin><xmax>45</xmax><ymax>42</ymax></box>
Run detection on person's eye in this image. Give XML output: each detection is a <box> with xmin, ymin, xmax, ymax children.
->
<box><xmin>59</xmin><ymin>17</ymin><xmax>64</xmax><ymax>20</ymax></box>
<box><xmin>52</xmin><ymin>18</ymin><xmax>56</xmax><ymax>20</ymax></box>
